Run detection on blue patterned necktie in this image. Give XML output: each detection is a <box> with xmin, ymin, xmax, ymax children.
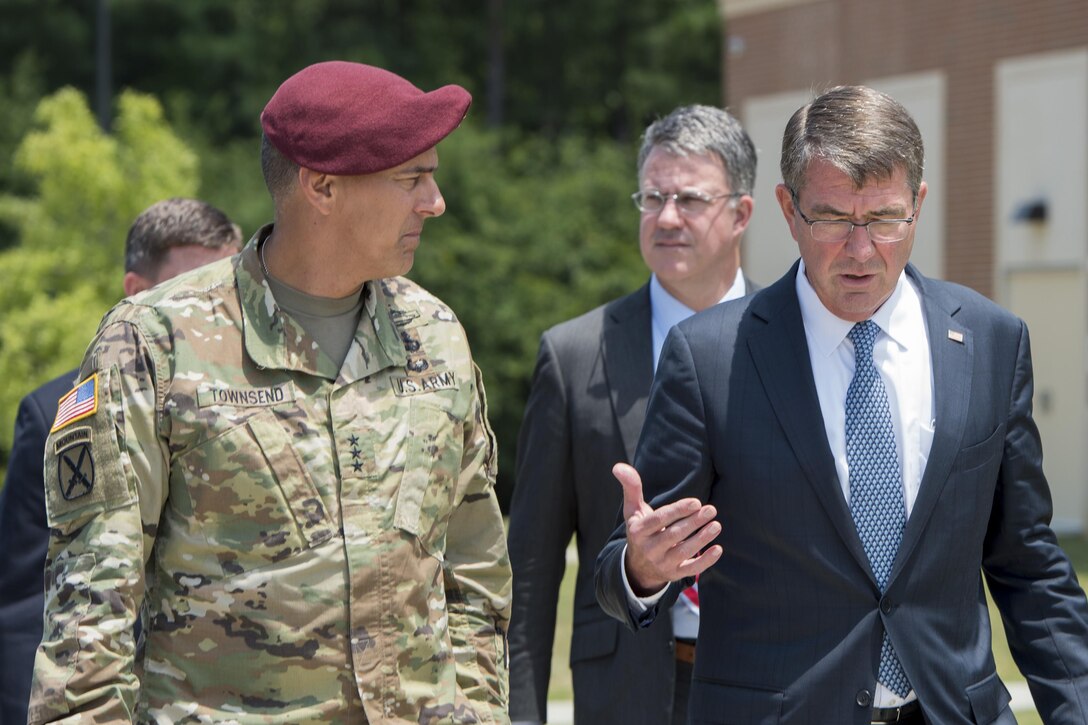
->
<box><xmin>846</xmin><ymin>320</ymin><xmax>911</xmax><ymax>698</ymax></box>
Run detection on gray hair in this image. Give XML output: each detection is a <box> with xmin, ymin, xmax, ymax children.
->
<box><xmin>637</xmin><ymin>105</ymin><xmax>757</xmax><ymax>196</ymax></box>
<box><xmin>125</xmin><ymin>198</ymin><xmax>242</xmax><ymax>275</ymax></box>
<box><xmin>260</xmin><ymin>133</ymin><xmax>300</xmax><ymax>205</ymax></box>
<box><xmin>781</xmin><ymin>85</ymin><xmax>924</xmax><ymax>201</ymax></box>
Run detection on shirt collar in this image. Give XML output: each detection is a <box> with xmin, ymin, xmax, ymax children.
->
<box><xmin>795</xmin><ymin>259</ymin><xmax>920</xmax><ymax>356</ymax></box>
<box><xmin>649</xmin><ymin>270</ymin><xmax>747</xmax><ymax>330</ymax></box>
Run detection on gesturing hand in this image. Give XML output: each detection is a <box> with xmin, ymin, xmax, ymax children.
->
<box><xmin>614</xmin><ymin>462</ymin><xmax>722</xmax><ymax>596</ymax></box>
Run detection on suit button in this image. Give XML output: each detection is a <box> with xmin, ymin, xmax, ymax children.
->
<box><xmin>856</xmin><ymin>689</ymin><xmax>873</xmax><ymax>707</ymax></box>
<box><xmin>880</xmin><ymin>597</ymin><xmax>893</xmax><ymax>614</ymax></box>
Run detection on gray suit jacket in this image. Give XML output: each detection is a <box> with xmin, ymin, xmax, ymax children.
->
<box><xmin>595</xmin><ymin>262</ymin><xmax>1088</xmax><ymax>724</ymax></box>
<box><xmin>509</xmin><ymin>276</ymin><xmax>757</xmax><ymax>724</ymax></box>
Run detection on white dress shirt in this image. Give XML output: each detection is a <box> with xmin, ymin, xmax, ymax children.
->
<box><xmin>796</xmin><ymin>260</ymin><xmax>934</xmax><ymax>519</ymax></box>
<box><xmin>625</xmin><ymin>262</ymin><xmax>934</xmax><ymax>707</ymax></box>
<box><xmin>649</xmin><ymin>272</ymin><xmax>747</xmax><ymax>372</ymax></box>
<box><xmin>796</xmin><ymin>260</ymin><xmax>933</xmax><ymax>707</ymax></box>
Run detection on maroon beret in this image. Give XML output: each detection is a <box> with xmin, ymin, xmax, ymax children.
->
<box><xmin>261</xmin><ymin>61</ymin><xmax>471</xmax><ymax>175</ymax></box>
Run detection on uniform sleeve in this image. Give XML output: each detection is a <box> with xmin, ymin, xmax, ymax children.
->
<box><xmin>505</xmin><ymin>333</ymin><xmax>577</xmax><ymax>723</ymax></box>
<box><xmin>983</xmin><ymin>320</ymin><xmax>1088</xmax><ymax>720</ymax></box>
<box><xmin>28</xmin><ymin>316</ymin><xmax>171</xmax><ymax>725</ymax></box>
<box><xmin>444</xmin><ymin>362</ymin><xmax>513</xmax><ymax>724</ymax></box>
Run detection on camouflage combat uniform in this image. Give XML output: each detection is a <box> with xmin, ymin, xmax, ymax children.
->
<box><xmin>29</xmin><ymin>228</ymin><xmax>512</xmax><ymax>725</ymax></box>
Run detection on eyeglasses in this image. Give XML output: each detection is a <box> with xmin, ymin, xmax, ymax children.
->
<box><xmin>631</xmin><ymin>190</ymin><xmax>743</xmax><ymax>215</ymax></box>
<box><xmin>791</xmin><ymin>192</ymin><xmax>916</xmax><ymax>244</ymax></box>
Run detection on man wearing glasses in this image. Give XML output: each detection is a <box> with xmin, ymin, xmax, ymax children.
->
<box><xmin>508</xmin><ymin>105</ymin><xmax>757</xmax><ymax>725</ymax></box>
<box><xmin>595</xmin><ymin>85</ymin><xmax>1088</xmax><ymax>724</ymax></box>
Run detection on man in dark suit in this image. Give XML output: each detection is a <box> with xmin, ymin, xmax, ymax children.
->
<box><xmin>596</xmin><ymin>85</ymin><xmax>1088</xmax><ymax>724</ymax></box>
<box><xmin>0</xmin><ymin>198</ymin><xmax>241</xmax><ymax>725</ymax></box>
<box><xmin>508</xmin><ymin>105</ymin><xmax>757</xmax><ymax>724</ymax></box>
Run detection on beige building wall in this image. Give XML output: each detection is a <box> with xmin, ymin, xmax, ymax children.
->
<box><xmin>721</xmin><ymin>0</ymin><xmax>1088</xmax><ymax>530</ymax></box>
<box><xmin>722</xmin><ymin>0</ymin><xmax>1088</xmax><ymax>295</ymax></box>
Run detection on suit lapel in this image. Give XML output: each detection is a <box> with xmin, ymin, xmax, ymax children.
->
<box><xmin>743</xmin><ymin>264</ymin><xmax>974</xmax><ymax>587</ymax></box>
<box><xmin>602</xmin><ymin>276</ymin><xmax>759</xmax><ymax>462</ymax></box>
<box><xmin>746</xmin><ymin>265</ymin><xmax>874</xmax><ymax>576</ymax></box>
<box><xmin>891</xmin><ymin>267</ymin><xmax>973</xmax><ymax>581</ymax></box>
<box><xmin>602</xmin><ymin>285</ymin><xmax>654</xmax><ymax>462</ymax></box>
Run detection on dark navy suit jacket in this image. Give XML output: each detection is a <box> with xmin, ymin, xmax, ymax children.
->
<box><xmin>596</xmin><ymin>263</ymin><xmax>1088</xmax><ymax>724</ymax></box>
<box><xmin>0</xmin><ymin>370</ymin><xmax>76</xmax><ymax>725</ymax></box>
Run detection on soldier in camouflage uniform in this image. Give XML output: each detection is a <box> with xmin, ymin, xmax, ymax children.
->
<box><xmin>29</xmin><ymin>61</ymin><xmax>512</xmax><ymax>724</ymax></box>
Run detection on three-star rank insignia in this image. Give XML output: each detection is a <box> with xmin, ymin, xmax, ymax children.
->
<box><xmin>348</xmin><ymin>434</ymin><xmax>364</xmax><ymax>474</ymax></box>
<box><xmin>54</xmin><ymin>426</ymin><xmax>95</xmax><ymax>500</ymax></box>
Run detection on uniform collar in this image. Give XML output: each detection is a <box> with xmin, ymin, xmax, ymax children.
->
<box><xmin>238</xmin><ymin>225</ymin><xmax>406</xmax><ymax>381</ymax></box>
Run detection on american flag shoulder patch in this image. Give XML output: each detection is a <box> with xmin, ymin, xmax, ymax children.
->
<box><xmin>51</xmin><ymin>374</ymin><xmax>99</xmax><ymax>432</ymax></box>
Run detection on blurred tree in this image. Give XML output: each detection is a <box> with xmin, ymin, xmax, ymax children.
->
<box><xmin>189</xmin><ymin>135</ymin><xmax>270</xmax><ymax>240</ymax></box>
<box><xmin>489</xmin><ymin>0</ymin><xmax>722</xmax><ymax>139</ymax></box>
<box><xmin>0</xmin><ymin>1</ymin><xmax>96</xmax><ymax>97</ymax></box>
<box><xmin>0</xmin><ymin>0</ymin><xmax>723</xmax><ymax>499</ymax></box>
<box><xmin>0</xmin><ymin>87</ymin><xmax>197</xmax><ymax>464</ymax></box>
<box><xmin>410</xmin><ymin>124</ymin><xmax>646</xmax><ymax>505</ymax></box>
<box><xmin>0</xmin><ymin>0</ymin><xmax>721</xmax><ymax>143</ymax></box>
<box><xmin>0</xmin><ymin>53</ymin><xmax>47</xmax><ymax>250</ymax></box>
<box><xmin>106</xmin><ymin>0</ymin><xmax>488</xmax><ymax>143</ymax></box>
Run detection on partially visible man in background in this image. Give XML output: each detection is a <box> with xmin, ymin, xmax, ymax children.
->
<box><xmin>0</xmin><ymin>197</ymin><xmax>242</xmax><ymax>725</ymax></box>
<box><xmin>507</xmin><ymin>105</ymin><xmax>757</xmax><ymax>724</ymax></box>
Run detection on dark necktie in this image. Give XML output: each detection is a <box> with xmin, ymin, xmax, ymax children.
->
<box><xmin>846</xmin><ymin>320</ymin><xmax>911</xmax><ymax>698</ymax></box>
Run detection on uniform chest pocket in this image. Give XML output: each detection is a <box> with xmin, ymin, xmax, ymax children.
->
<box><xmin>175</xmin><ymin>409</ymin><xmax>334</xmax><ymax>577</ymax></box>
<box><xmin>393</xmin><ymin>398</ymin><xmax>465</xmax><ymax>557</ymax></box>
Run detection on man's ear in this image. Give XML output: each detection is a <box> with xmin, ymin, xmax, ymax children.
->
<box><xmin>123</xmin><ymin>271</ymin><xmax>154</xmax><ymax>297</ymax></box>
<box><xmin>774</xmin><ymin>183</ymin><xmax>802</xmax><ymax>241</ymax></box>
<box><xmin>297</xmin><ymin>166</ymin><xmax>336</xmax><ymax>215</ymax></box>
<box><xmin>732</xmin><ymin>194</ymin><xmax>755</xmax><ymax>236</ymax></box>
<box><xmin>913</xmin><ymin>180</ymin><xmax>928</xmax><ymax>219</ymax></box>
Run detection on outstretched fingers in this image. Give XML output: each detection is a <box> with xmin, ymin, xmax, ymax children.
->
<box><xmin>613</xmin><ymin>462</ymin><xmax>722</xmax><ymax>594</ymax></box>
<box><xmin>614</xmin><ymin>462</ymin><xmax>649</xmax><ymax>520</ymax></box>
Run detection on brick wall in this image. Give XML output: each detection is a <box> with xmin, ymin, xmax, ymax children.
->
<box><xmin>722</xmin><ymin>0</ymin><xmax>1088</xmax><ymax>297</ymax></box>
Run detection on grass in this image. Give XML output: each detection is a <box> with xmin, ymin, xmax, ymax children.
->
<box><xmin>545</xmin><ymin>547</ymin><xmax>577</xmax><ymax>702</ymax></box>
<box><xmin>544</xmin><ymin>536</ymin><xmax>1088</xmax><ymax>721</ymax></box>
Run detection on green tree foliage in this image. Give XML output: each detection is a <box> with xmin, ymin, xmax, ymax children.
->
<box><xmin>410</xmin><ymin>125</ymin><xmax>646</xmax><ymax>504</ymax></box>
<box><xmin>0</xmin><ymin>1</ymin><xmax>723</xmax><ymax>503</ymax></box>
<box><xmin>500</xmin><ymin>0</ymin><xmax>722</xmax><ymax>139</ymax></box>
<box><xmin>113</xmin><ymin>0</ymin><xmax>491</xmax><ymax>142</ymax></box>
<box><xmin>190</xmin><ymin>136</ymin><xmax>271</xmax><ymax>240</ymax></box>
<box><xmin>0</xmin><ymin>53</ymin><xmax>45</xmax><ymax>209</ymax></box>
<box><xmin>0</xmin><ymin>87</ymin><xmax>197</xmax><ymax>461</ymax></box>
<box><xmin>0</xmin><ymin>0</ymin><xmax>721</xmax><ymax>143</ymax></box>
<box><xmin>0</xmin><ymin>2</ymin><xmax>96</xmax><ymax>103</ymax></box>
